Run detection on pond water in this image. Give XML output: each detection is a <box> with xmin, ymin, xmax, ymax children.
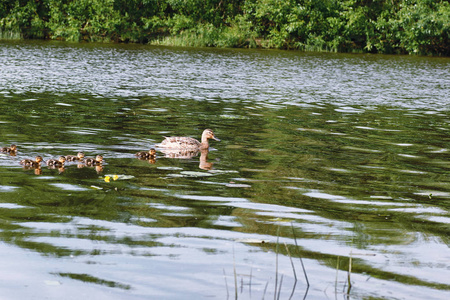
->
<box><xmin>0</xmin><ymin>40</ymin><xmax>449</xmax><ymax>300</ymax></box>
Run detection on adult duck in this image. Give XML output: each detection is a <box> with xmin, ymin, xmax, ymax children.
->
<box><xmin>159</xmin><ymin>129</ymin><xmax>220</xmax><ymax>150</ymax></box>
<box><xmin>20</xmin><ymin>156</ymin><xmax>43</xmax><ymax>168</ymax></box>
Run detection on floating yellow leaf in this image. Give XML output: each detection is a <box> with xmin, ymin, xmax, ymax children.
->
<box><xmin>103</xmin><ymin>174</ymin><xmax>135</xmax><ymax>180</ymax></box>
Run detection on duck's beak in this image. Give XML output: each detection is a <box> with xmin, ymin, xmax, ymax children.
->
<box><xmin>213</xmin><ymin>135</ymin><xmax>220</xmax><ymax>141</ymax></box>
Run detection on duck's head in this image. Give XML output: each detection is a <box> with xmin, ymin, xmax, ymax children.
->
<box><xmin>58</xmin><ymin>156</ymin><xmax>66</xmax><ymax>163</ymax></box>
<box><xmin>95</xmin><ymin>155</ymin><xmax>103</xmax><ymax>162</ymax></box>
<box><xmin>77</xmin><ymin>152</ymin><xmax>85</xmax><ymax>159</ymax></box>
<box><xmin>203</xmin><ymin>129</ymin><xmax>220</xmax><ymax>141</ymax></box>
<box><xmin>149</xmin><ymin>148</ymin><xmax>156</xmax><ymax>156</ymax></box>
<box><xmin>10</xmin><ymin>144</ymin><xmax>17</xmax><ymax>151</ymax></box>
<box><xmin>35</xmin><ymin>156</ymin><xmax>43</xmax><ymax>163</ymax></box>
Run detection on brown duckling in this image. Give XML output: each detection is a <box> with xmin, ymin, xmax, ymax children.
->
<box><xmin>83</xmin><ymin>155</ymin><xmax>103</xmax><ymax>166</ymax></box>
<box><xmin>65</xmin><ymin>152</ymin><xmax>85</xmax><ymax>162</ymax></box>
<box><xmin>47</xmin><ymin>156</ymin><xmax>66</xmax><ymax>167</ymax></box>
<box><xmin>136</xmin><ymin>148</ymin><xmax>156</xmax><ymax>160</ymax></box>
<box><xmin>1</xmin><ymin>144</ymin><xmax>17</xmax><ymax>153</ymax></box>
<box><xmin>20</xmin><ymin>156</ymin><xmax>43</xmax><ymax>168</ymax></box>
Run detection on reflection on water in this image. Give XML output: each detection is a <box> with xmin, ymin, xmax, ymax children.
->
<box><xmin>1</xmin><ymin>40</ymin><xmax>449</xmax><ymax>109</ymax></box>
<box><xmin>0</xmin><ymin>40</ymin><xmax>449</xmax><ymax>300</ymax></box>
<box><xmin>159</xmin><ymin>149</ymin><xmax>214</xmax><ymax>170</ymax></box>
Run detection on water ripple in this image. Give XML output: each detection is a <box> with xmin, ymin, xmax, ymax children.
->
<box><xmin>1</xmin><ymin>41</ymin><xmax>449</xmax><ymax>110</ymax></box>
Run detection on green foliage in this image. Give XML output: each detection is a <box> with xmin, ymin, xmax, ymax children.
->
<box><xmin>156</xmin><ymin>19</ymin><xmax>258</xmax><ymax>48</ymax></box>
<box><xmin>0</xmin><ymin>0</ymin><xmax>448</xmax><ymax>55</ymax></box>
<box><xmin>394</xmin><ymin>0</ymin><xmax>450</xmax><ymax>55</ymax></box>
<box><xmin>45</xmin><ymin>0</ymin><xmax>123</xmax><ymax>42</ymax></box>
<box><xmin>0</xmin><ymin>0</ymin><xmax>46</xmax><ymax>38</ymax></box>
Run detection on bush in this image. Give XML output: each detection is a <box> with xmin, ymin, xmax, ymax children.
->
<box><xmin>0</xmin><ymin>0</ymin><xmax>448</xmax><ymax>55</ymax></box>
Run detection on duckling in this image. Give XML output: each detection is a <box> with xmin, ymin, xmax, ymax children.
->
<box><xmin>1</xmin><ymin>144</ymin><xmax>17</xmax><ymax>153</ymax></box>
<box><xmin>65</xmin><ymin>152</ymin><xmax>85</xmax><ymax>162</ymax></box>
<box><xmin>136</xmin><ymin>148</ymin><xmax>156</xmax><ymax>160</ymax></box>
<box><xmin>159</xmin><ymin>129</ymin><xmax>220</xmax><ymax>150</ymax></box>
<box><xmin>20</xmin><ymin>156</ymin><xmax>43</xmax><ymax>168</ymax></box>
<box><xmin>47</xmin><ymin>156</ymin><xmax>66</xmax><ymax>167</ymax></box>
<box><xmin>83</xmin><ymin>155</ymin><xmax>103</xmax><ymax>166</ymax></box>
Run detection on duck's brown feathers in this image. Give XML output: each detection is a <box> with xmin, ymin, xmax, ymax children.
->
<box><xmin>83</xmin><ymin>155</ymin><xmax>103</xmax><ymax>166</ymax></box>
<box><xmin>20</xmin><ymin>156</ymin><xmax>43</xmax><ymax>168</ymax></box>
<box><xmin>136</xmin><ymin>148</ymin><xmax>156</xmax><ymax>160</ymax></box>
<box><xmin>47</xmin><ymin>156</ymin><xmax>66</xmax><ymax>167</ymax></box>
<box><xmin>65</xmin><ymin>152</ymin><xmax>85</xmax><ymax>162</ymax></box>
<box><xmin>1</xmin><ymin>144</ymin><xmax>17</xmax><ymax>153</ymax></box>
<box><xmin>159</xmin><ymin>129</ymin><xmax>219</xmax><ymax>150</ymax></box>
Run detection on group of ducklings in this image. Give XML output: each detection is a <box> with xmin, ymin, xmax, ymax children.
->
<box><xmin>2</xmin><ymin>144</ymin><xmax>155</xmax><ymax>170</ymax></box>
<box><xmin>1</xmin><ymin>145</ymin><xmax>104</xmax><ymax>169</ymax></box>
<box><xmin>135</xmin><ymin>148</ymin><xmax>157</xmax><ymax>161</ymax></box>
<box><xmin>21</xmin><ymin>153</ymin><xmax>103</xmax><ymax>168</ymax></box>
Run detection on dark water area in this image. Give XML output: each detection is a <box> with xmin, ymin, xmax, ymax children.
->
<box><xmin>0</xmin><ymin>40</ymin><xmax>449</xmax><ymax>299</ymax></box>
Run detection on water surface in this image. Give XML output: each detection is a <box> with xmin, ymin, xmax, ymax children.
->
<box><xmin>0</xmin><ymin>40</ymin><xmax>449</xmax><ymax>299</ymax></box>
